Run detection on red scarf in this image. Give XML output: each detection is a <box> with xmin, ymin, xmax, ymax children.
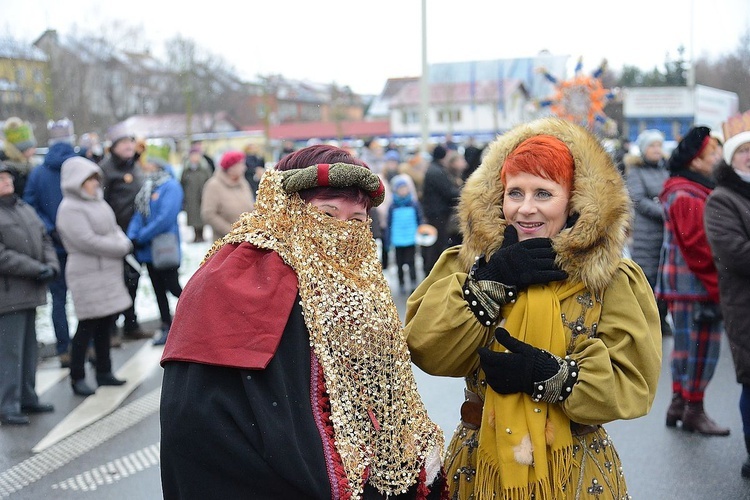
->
<box><xmin>161</xmin><ymin>242</ymin><xmax>298</xmax><ymax>369</ymax></box>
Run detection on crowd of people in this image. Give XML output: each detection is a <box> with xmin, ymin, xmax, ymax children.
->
<box><xmin>3</xmin><ymin>111</ymin><xmax>750</xmax><ymax>496</ymax></box>
<box><xmin>0</xmin><ymin>116</ymin><xmax>263</xmax><ymax>420</ymax></box>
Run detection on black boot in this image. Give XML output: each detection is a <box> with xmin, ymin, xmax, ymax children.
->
<box><xmin>96</xmin><ymin>373</ymin><xmax>126</xmax><ymax>386</ymax></box>
<box><xmin>71</xmin><ymin>379</ymin><xmax>96</xmax><ymax>396</ymax></box>
<box><xmin>743</xmin><ymin>436</ymin><xmax>750</xmax><ymax>478</ymax></box>
<box><xmin>1</xmin><ymin>413</ymin><xmax>30</xmax><ymax>425</ymax></box>
<box><xmin>682</xmin><ymin>401</ymin><xmax>730</xmax><ymax>436</ymax></box>
<box><xmin>666</xmin><ymin>393</ymin><xmax>685</xmax><ymax>427</ymax></box>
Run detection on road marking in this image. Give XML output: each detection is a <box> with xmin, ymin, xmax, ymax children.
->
<box><xmin>32</xmin><ymin>343</ymin><xmax>164</xmax><ymax>453</ymax></box>
<box><xmin>51</xmin><ymin>443</ymin><xmax>160</xmax><ymax>492</ymax></box>
<box><xmin>0</xmin><ymin>388</ymin><xmax>160</xmax><ymax>499</ymax></box>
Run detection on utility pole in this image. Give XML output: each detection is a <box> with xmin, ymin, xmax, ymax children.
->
<box><xmin>420</xmin><ymin>0</ymin><xmax>430</xmax><ymax>155</ymax></box>
<box><xmin>687</xmin><ymin>0</ymin><xmax>696</xmax><ymax>88</ymax></box>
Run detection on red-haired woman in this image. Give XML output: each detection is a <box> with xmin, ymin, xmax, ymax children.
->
<box><xmin>405</xmin><ymin>118</ymin><xmax>662</xmax><ymax>498</ymax></box>
<box><xmin>159</xmin><ymin>144</ymin><xmax>446</xmax><ymax>499</ymax></box>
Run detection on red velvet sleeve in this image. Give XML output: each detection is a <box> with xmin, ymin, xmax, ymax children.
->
<box><xmin>161</xmin><ymin>242</ymin><xmax>299</xmax><ymax>369</ymax></box>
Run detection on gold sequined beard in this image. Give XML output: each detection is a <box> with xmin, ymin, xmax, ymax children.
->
<box><xmin>208</xmin><ymin>171</ymin><xmax>443</xmax><ymax>498</ymax></box>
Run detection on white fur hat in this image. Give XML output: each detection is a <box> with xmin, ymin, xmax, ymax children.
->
<box><xmin>723</xmin><ymin>131</ymin><xmax>750</xmax><ymax>165</ymax></box>
<box><xmin>636</xmin><ymin>129</ymin><xmax>664</xmax><ymax>157</ymax></box>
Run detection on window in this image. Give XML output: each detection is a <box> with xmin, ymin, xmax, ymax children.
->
<box><xmin>401</xmin><ymin>110</ymin><xmax>419</xmax><ymax>125</ymax></box>
<box><xmin>437</xmin><ymin>109</ymin><xmax>461</xmax><ymax>123</ymax></box>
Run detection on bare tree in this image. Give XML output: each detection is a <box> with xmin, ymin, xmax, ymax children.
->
<box><xmin>160</xmin><ymin>35</ymin><xmax>252</xmax><ymax>141</ymax></box>
<box><xmin>695</xmin><ymin>29</ymin><xmax>750</xmax><ymax>111</ymax></box>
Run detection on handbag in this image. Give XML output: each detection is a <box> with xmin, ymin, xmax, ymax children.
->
<box><xmin>151</xmin><ymin>232</ymin><xmax>181</xmax><ymax>270</ymax></box>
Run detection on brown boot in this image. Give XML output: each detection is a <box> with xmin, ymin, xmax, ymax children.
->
<box><xmin>59</xmin><ymin>352</ymin><xmax>71</xmax><ymax>369</ymax></box>
<box><xmin>682</xmin><ymin>401</ymin><xmax>730</xmax><ymax>436</ymax></box>
<box><xmin>666</xmin><ymin>393</ymin><xmax>685</xmax><ymax>427</ymax></box>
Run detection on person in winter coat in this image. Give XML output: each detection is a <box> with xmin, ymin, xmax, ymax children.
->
<box><xmin>200</xmin><ymin>150</ymin><xmax>254</xmax><ymax>240</ymax></box>
<box><xmin>159</xmin><ymin>145</ymin><xmax>446</xmax><ymax>499</ymax></box>
<box><xmin>388</xmin><ymin>174</ymin><xmax>423</xmax><ymax>294</ymax></box>
<box><xmin>180</xmin><ymin>148</ymin><xmax>212</xmax><ymax>243</ymax></box>
<box><xmin>704</xmin><ymin>130</ymin><xmax>750</xmax><ymax>476</ymax></box>
<box><xmin>0</xmin><ymin>163</ymin><xmax>58</xmax><ymax>426</ymax></box>
<box><xmin>0</xmin><ymin>117</ymin><xmax>37</xmax><ymax>197</ymax></box>
<box><xmin>405</xmin><ymin>118</ymin><xmax>662</xmax><ymax>499</ymax></box>
<box><xmin>77</xmin><ymin>132</ymin><xmax>104</xmax><ymax>164</ymax></box>
<box><xmin>99</xmin><ymin>131</ymin><xmax>151</xmax><ymax>341</ymax></box>
<box><xmin>127</xmin><ymin>157</ymin><xmax>184</xmax><ymax>346</ymax></box>
<box><xmin>243</xmin><ymin>142</ymin><xmax>265</xmax><ymax>196</ymax></box>
<box><xmin>655</xmin><ymin>126</ymin><xmax>728</xmax><ymax>436</ymax></box>
<box><xmin>625</xmin><ymin>129</ymin><xmax>672</xmax><ymax>336</ymax></box>
<box><xmin>56</xmin><ymin>157</ymin><xmax>132</xmax><ymax>397</ymax></box>
<box><xmin>23</xmin><ymin>120</ymin><xmax>79</xmax><ymax>367</ymax></box>
<box><xmin>421</xmin><ymin>145</ymin><xmax>461</xmax><ymax>275</ymax></box>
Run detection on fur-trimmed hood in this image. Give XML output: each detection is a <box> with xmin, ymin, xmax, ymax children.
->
<box><xmin>457</xmin><ymin>118</ymin><xmax>631</xmax><ymax>295</ymax></box>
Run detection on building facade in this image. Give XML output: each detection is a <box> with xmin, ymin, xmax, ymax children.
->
<box><xmin>623</xmin><ymin>85</ymin><xmax>739</xmax><ymax>142</ymax></box>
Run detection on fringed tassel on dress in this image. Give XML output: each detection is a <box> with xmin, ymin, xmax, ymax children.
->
<box><xmin>474</xmin><ymin>446</ymin><xmax>573</xmax><ymax>499</ymax></box>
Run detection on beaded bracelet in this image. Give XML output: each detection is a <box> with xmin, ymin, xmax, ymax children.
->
<box><xmin>531</xmin><ymin>354</ymin><xmax>578</xmax><ymax>404</ymax></box>
<box><xmin>462</xmin><ymin>256</ymin><xmax>518</xmax><ymax>326</ymax></box>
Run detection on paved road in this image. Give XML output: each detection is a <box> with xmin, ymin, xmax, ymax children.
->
<box><xmin>2</xmin><ymin>265</ymin><xmax>749</xmax><ymax>499</ymax></box>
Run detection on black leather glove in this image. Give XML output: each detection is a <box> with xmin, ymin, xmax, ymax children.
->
<box><xmin>474</xmin><ymin>226</ymin><xmax>567</xmax><ymax>288</ymax></box>
<box><xmin>37</xmin><ymin>265</ymin><xmax>56</xmax><ymax>282</ymax></box>
<box><xmin>478</xmin><ymin>327</ymin><xmax>565</xmax><ymax>397</ymax></box>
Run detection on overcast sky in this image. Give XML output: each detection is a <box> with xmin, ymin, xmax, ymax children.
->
<box><xmin>3</xmin><ymin>0</ymin><xmax>749</xmax><ymax>95</ymax></box>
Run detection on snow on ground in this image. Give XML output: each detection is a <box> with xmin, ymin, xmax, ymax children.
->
<box><xmin>35</xmin><ymin>213</ymin><xmax>212</xmax><ymax>345</ymax></box>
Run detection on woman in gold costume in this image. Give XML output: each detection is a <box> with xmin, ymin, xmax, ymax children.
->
<box><xmin>160</xmin><ymin>145</ymin><xmax>445</xmax><ymax>499</ymax></box>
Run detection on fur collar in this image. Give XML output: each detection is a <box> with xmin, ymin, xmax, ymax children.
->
<box><xmin>457</xmin><ymin>118</ymin><xmax>631</xmax><ymax>295</ymax></box>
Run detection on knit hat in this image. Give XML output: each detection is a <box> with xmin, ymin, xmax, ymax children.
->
<box><xmin>636</xmin><ymin>129</ymin><xmax>664</xmax><ymax>157</ymax></box>
<box><xmin>145</xmin><ymin>142</ymin><xmax>171</xmax><ymax>163</ymax></box>
<box><xmin>220</xmin><ymin>150</ymin><xmax>244</xmax><ymax>169</ymax></box>
<box><xmin>432</xmin><ymin>144</ymin><xmax>447</xmax><ymax>161</ymax></box>
<box><xmin>668</xmin><ymin>126</ymin><xmax>711</xmax><ymax>172</ymax></box>
<box><xmin>106</xmin><ymin>123</ymin><xmax>134</xmax><ymax>147</ymax></box>
<box><xmin>391</xmin><ymin>176</ymin><xmax>409</xmax><ymax>191</ymax></box>
<box><xmin>47</xmin><ymin>118</ymin><xmax>75</xmax><ymax>146</ymax></box>
<box><xmin>3</xmin><ymin>117</ymin><xmax>36</xmax><ymax>152</ymax></box>
<box><xmin>145</xmin><ymin>157</ymin><xmax>169</xmax><ymax>171</ymax></box>
<box><xmin>723</xmin><ymin>131</ymin><xmax>750</xmax><ymax>165</ymax></box>
<box><xmin>0</xmin><ymin>161</ymin><xmax>10</xmax><ymax>175</ymax></box>
<box><xmin>280</xmin><ymin>163</ymin><xmax>386</xmax><ymax>207</ymax></box>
